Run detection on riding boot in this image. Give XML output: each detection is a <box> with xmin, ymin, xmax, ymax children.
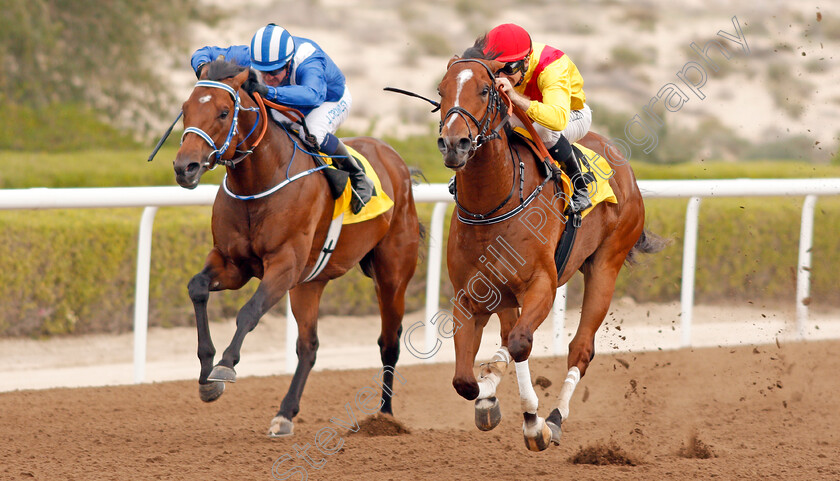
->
<box><xmin>323</xmin><ymin>134</ymin><xmax>375</xmax><ymax>214</ymax></box>
<box><xmin>548</xmin><ymin>137</ymin><xmax>591</xmax><ymax>213</ymax></box>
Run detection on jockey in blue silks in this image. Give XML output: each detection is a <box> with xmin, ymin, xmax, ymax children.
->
<box><xmin>191</xmin><ymin>23</ymin><xmax>373</xmax><ymax>213</ymax></box>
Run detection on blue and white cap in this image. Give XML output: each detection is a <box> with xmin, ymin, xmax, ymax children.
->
<box><xmin>250</xmin><ymin>24</ymin><xmax>294</xmax><ymax>71</ymax></box>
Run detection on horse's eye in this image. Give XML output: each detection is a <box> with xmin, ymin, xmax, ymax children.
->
<box><xmin>481</xmin><ymin>86</ymin><xmax>490</xmax><ymax>96</ymax></box>
<box><xmin>219</xmin><ymin>109</ymin><xmax>230</xmax><ymax>120</ymax></box>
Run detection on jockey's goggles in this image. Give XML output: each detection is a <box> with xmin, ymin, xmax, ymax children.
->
<box><xmin>265</xmin><ymin>64</ymin><xmax>289</xmax><ymax>77</ymax></box>
<box><xmin>498</xmin><ymin>56</ymin><xmax>529</xmax><ymax>77</ymax></box>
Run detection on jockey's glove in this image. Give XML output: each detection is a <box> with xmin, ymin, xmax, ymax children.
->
<box><xmin>243</xmin><ymin>78</ymin><xmax>269</xmax><ymax>99</ymax></box>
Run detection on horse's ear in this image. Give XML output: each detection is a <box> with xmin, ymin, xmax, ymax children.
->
<box><xmin>446</xmin><ymin>55</ymin><xmax>460</xmax><ymax>69</ymax></box>
<box><xmin>487</xmin><ymin>59</ymin><xmax>505</xmax><ymax>75</ymax></box>
<box><xmin>232</xmin><ymin>68</ymin><xmax>250</xmax><ymax>89</ymax></box>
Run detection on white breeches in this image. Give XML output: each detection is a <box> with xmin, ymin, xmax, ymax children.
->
<box><xmin>509</xmin><ymin>103</ymin><xmax>592</xmax><ymax>146</ymax></box>
<box><xmin>270</xmin><ymin>87</ymin><xmax>352</xmax><ymax>146</ymax></box>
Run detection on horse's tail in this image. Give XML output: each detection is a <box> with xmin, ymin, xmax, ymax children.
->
<box><xmin>359</xmin><ymin>167</ymin><xmax>428</xmax><ymax>278</ymax></box>
<box><xmin>408</xmin><ymin>166</ymin><xmax>427</xmax><ymax>186</ymax></box>
<box><xmin>625</xmin><ymin>228</ymin><xmax>669</xmax><ymax>265</ymax></box>
<box><xmin>408</xmin><ymin>166</ymin><xmax>428</xmax><ymax>261</ymax></box>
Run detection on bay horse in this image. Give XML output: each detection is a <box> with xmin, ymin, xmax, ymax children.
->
<box><xmin>437</xmin><ymin>55</ymin><xmax>665</xmax><ymax>451</ymax></box>
<box><xmin>173</xmin><ymin>59</ymin><xmax>421</xmax><ymax>437</ymax></box>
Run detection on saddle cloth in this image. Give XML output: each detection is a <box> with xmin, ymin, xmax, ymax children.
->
<box><xmin>321</xmin><ymin>145</ymin><xmax>394</xmax><ymax>224</ymax></box>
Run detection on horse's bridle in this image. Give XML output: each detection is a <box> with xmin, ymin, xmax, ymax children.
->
<box><xmin>442</xmin><ymin>59</ymin><xmax>556</xmax><ymax>226</ymax></box>
<box><xmin>440</xmin><ymin>59</ymin><xmax>511</xmax><ymax>157</ymax></box>
<box><xmin>180</xmin><ymin>80</ymin><xmax>262</xmax><ymax>169</ymax></box>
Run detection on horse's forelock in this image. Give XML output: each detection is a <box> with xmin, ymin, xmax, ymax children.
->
<box><xmin>463</xmin><ymin>35</ymin><xmax>500</xmax><ymax>60</ymax></box>
<box><xmin>206</xmin><ymin>59</ymin><xmax>247</xmax><ymax>81</ymax></box>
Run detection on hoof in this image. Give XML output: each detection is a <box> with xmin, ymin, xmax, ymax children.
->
<box><xmin>522</xmin><ymin>416</ymin><xmax>553</xmax><ymax>452</ymax></box>
<box><xmin>546</xmin><ymin>408</ymin><xmax>563</xmax><ymax>445</ymax></box>
<box><xmin>198</xmin><ymin>381</ymin><xmax>225</xmax><ymax>402</ymax></box>
<box><xmin>475</xmin><ymin>397</ymin><xmax>502</xmax><ymax>431</ymax></box>
<box><xmin>207</xmin><ymin>365</ymin><xmax>237</xmax><ymax>383</ymax></box>
<box><xmin>267</xmin><ymin>416</ymin><xmax>294</xmax><ymax>438</ymax></box>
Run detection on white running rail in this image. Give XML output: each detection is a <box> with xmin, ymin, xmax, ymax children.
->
<box><xmin>1</xmin><ymin>178</ymin><xmax>839</xmax><ymax>381</ymax></box>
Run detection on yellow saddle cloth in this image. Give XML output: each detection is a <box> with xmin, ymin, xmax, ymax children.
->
<box><xmin>574</xmin><ymin>144</ymin><xmax>618</xmax><ymax>218</ymax></box>
<box><xmin>321</xmin><ymin>145</ymin><xmax>394</xmax><ymax>224</ymax></box>
<box><xmin>512</xmin><ymin>127</ymin><xmax>617</xmax><ymax>218</ymax></box>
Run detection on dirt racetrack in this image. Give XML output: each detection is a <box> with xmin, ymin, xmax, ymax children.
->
<box><xmin>2</xmin><ymin>339</ymin><xmax>839</xmax><ymax>480</ymax></box>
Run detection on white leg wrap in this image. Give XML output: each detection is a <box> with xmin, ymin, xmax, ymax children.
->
<box><xmin>515</xmin><ymin>360</ymin><xmax>539</xmax><ymax>414</ymax></box>
<box><xmin>476</xmin><ymin>347</ymin><xmax>511</xmax><ymax>399</ymax></box>
<box><xmin>556</xmin><ymin>367</ymin><xmax>581</xmax><ymax>420</ymax></box>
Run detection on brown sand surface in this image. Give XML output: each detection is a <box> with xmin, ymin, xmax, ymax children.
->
<box><xmin>1</xmin><ymin>339</ymin><xmax>838</xmax><ymax>480</ymax></box>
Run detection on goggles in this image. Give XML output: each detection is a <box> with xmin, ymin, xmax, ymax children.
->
<box><xmin>264</xmin><ymin>64</ymin><xmax>289</xmax><ymax>78</ymax></box>
<box><xmin>498</xmin><ymin>56</ymin><xmax>529</xmax><ymax>76</ymax></box>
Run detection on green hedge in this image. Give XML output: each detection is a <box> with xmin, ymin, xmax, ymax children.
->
<box><xmin>1</xmin><ymin>196</ymin><xmax>839</xmax><ymax>338</ymax></box>
<box><xmin>2</xmin><ymin>144</ymin><xmax>840</xmax><ymax>337</ymax></box>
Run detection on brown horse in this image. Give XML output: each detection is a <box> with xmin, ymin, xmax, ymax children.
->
<box><xmin>173</xmin><ymin>59</ymin><xmax>421</xmax><ymax>437</ymax></box>
<box><xmin>437</xmin><ymin>55</ymin><xmax>665</xmax><ymax>451</ymax></box>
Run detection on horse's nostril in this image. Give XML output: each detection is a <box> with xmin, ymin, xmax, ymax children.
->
<box><xmin>457</xmin><ymin>138</ymin><xmax>472</xmax><ymax>153</ymax></box>
<box><xmin>185</xmin><ymin>162</ymin><xmax>200</xmax><ymax>175</ymax></box>
<box><xmin>437</xmin><ymin>138</ymin><xmax>447</xmax><ymax>154</ymax></box>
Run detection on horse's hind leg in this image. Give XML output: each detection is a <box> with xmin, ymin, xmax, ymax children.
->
<box><xmin>369</xmin><ymin>244</ymin><xmax>417</xmax><ymax>415</ymax></box>
<box><xmin>474</xmin><ymin>308</ymin><xmax>517</xmax><ymax>431</ymax></box>
<box><xmin>268</xmin><ymin>281</ymin><xmax>327</xmax><ymax>437</ymax></box>
<box><xmin>547</xmin><ymin>251</ymin><xmax>626</xmax><ymax>444</ymax></box>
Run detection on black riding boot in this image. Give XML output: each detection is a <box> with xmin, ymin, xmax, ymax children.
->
<box><xmin>324</xmin><ymin>134</ymin><xmax>374</xmax><ymax>214</ymax></box>
<box><xmin>548</xmin><ymin>137</ymin><xmax>591</xmax><ymax>213</ymax></box>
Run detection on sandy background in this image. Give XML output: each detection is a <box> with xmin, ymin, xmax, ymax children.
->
<box><xmin>1</xmin><ymin>337</ymin><xmax>838</xmax><ymax>480</ymax></box>
<box><xmin>160</xmin><ymin>0</ymin><xmax>840</xmax><ymax>155</ymax></box>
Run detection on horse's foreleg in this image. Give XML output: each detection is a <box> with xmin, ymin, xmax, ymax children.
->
<box><xmin>548</xmin><ymin>260</ymin><xmax>622</xmax><ymax>443</ymax></box>
<box><xmin>474</xmin><ymin>308</ymin><xmax>517</xmax><ymax>431</ymax></box>
<box><xmin>269</xmin><ymin>281</ymin><xmax>327</xmax><ymax>438</ymax></box>
<box><xmin>452</xmin><ymin>312</ymin><xmax>490</xmax><ymax>401</ymax></box>
<box><xmin>508</xmin><ymin>281</ymin><xmax>555</xmax><ymax>451</ymax></box>
<box><xmin>190</xmin><ymin>251</ymin><xmax>247</xmax><ymax>402</ymax></box>
<box><xmin>211</xmin><ymin>265</ymin><xmax>294</xmax><ymax>381</ymax></box>
<box><xmin>188</xmin><ymin>268</ymin><xmax>221</xmax><ymax>402</ymax></box>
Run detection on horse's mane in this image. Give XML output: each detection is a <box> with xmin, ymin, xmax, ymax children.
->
<box><xmin>462</xmin><ymin>35</ymin><xmax>501</xmax><ymax>60</ymax></box>
<box><xmin>205</xmin><ymin>58</ymin><xmax>248</xmax><ymax>81</ymax></box>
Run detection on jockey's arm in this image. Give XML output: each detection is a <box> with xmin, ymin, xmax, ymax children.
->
<box><xmin>265</xmin><ymin>57</ymin><xmax>329</xmax><ymax>110</ymax></box>
<box><xmin>524</xmin><ymin>59</ymin><xmax>574</xmax><ymax>132</ymax></box>
<box><xmin>190</xmin><ymin>45</ymin><xmax>251</xmax><ymax>74</ymax></box>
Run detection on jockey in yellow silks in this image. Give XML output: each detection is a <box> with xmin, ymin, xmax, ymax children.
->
<box><xmin>484</xmin><ymin>23</ymin><xmax>593</xmax><ymax>212</ymax></box>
